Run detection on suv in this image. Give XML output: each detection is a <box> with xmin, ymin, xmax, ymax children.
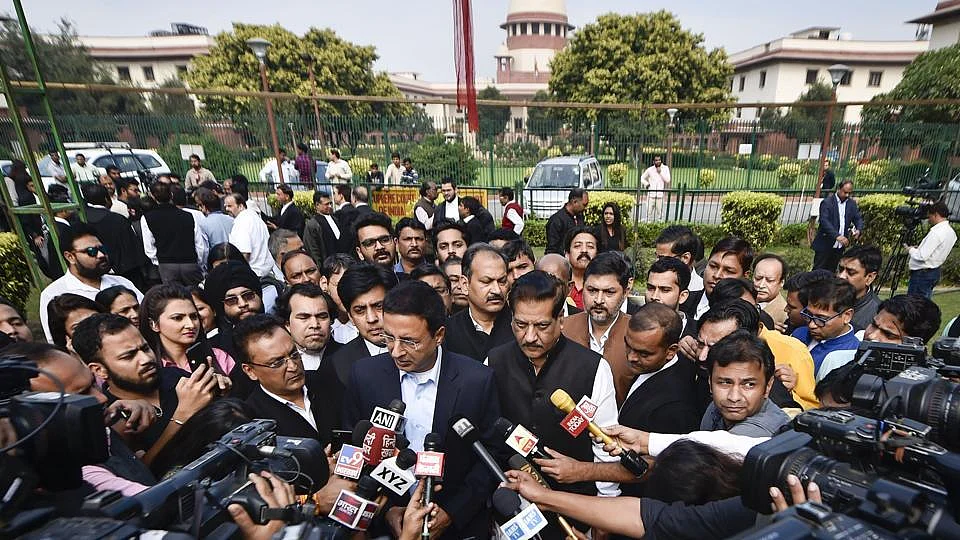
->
<box><xmin>36</xmin><ymin>143</ymin><xmax>171</xmax><ymax>191</ymax></box>
<box><xmin>522</xmin><ymin>155</ymin><xmax>603</xmax><ymax>218</ymax></box>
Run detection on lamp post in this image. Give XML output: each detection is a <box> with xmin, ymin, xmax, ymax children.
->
<box><xmin>814</xmin><ymin>64</ymin><xmax>849</xmax><ymax>198</ymax></box>
<box><xmin>666</xmin><ymin>108</ymin><xmax>678</xmax><ymax>168</ymax></box>
<box><xmin>247</xmin><ymin>37</ymin><xmax>283</xmax><ymax>184</ymax></box>
<box><xmin>300</xmin><ymin>52</ymin><xmax>324</xmax><ymax>150</ymax></box>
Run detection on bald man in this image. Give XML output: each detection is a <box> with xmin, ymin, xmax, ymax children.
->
<box><xmin>536</xmin><ymin>253</ymin><xmax>582</xmax><ymax>317</ymax></box>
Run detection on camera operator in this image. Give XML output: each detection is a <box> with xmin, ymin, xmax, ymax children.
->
<box><xmin>906</xmin><ymin>201</ymin><xmax>957</xmax><ymax>299</ymax></box>
<box><xmin>7</xmin><ymin>341</ymin><xmax>157</xmax><ymax>495</ymax></box>
<box><xmin>817</xmin><ymin>294</ymin><xmax>941</xmax><ymax>381</ymax></box>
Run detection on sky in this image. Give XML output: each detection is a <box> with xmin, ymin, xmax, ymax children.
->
<box><xmin>13</xmin><ymin>0</ymin><xmax>931</xmax><ymax>82</ymax></box>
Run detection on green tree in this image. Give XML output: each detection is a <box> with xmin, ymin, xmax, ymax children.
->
<box><xmin>547</xmin><ymin>11</ymin><xmax>733</xmax><ymax>160</ymax></box>
<box><xmin>150</xmin><ymin>78</ymin><xmax>197</xmax><ymax>115</ymax></box>
<box><xmin>477</xmin><ymin>86</ymin><xmax>510</xmax><ymax>143</ymax></box>
<box><xmin>780</xmin><ymin>81</ymin><xmax>842</xmax><ymax>142</ymax></box>
<box><xmin>409</xmin><ymin>134</ymin><xmax>480</xmax><ymax>186</ymax></box>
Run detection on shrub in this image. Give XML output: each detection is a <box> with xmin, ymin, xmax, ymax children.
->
<box><xmin>583</xmin><ymin>191</ymin><xmax>636</xmax><ymax>226</ymax></box>
<box><xmin>268</xmin><ymin>190</ymin><xmax>316</xmax><ymax>219</ymax></box>
<box><xmin>773</xmin><ymin>223</ymin><xmax>809</xmax><ymax>247</ymax></box>
<box><xmin>0</xmin><ymin>233</ymin><xmax>32</xmax><ymax>314</ymax></box>
<box><xmin>857</xmin><ymin>193</ymin><xmax>908</xmax><ymax>253</ymax></box>
<box><xmin>408</xmin><ymin>135</ymin><xmax>480</xmax><ymax>185</ymax></box>
<box><xmin>854</xmin><ymin>159</ymin><xmax>894</xmax><ymax>188</ymax></box>
<box><xmin>766</xmin><ymin>245</ymin><xmax>814</xmax><ymax>281</ymax></box>
<box><xmin>776</xmin><ymin>162</ymin><xmax>803</xmax><ymax>188</ymax></box>
<box><xmin>546</xmin><ymin>146</ymin><xmax>563</xmax><ymax>158</ymax></box>
<box><xmin>941</xmin><ymin>247</ymin><xmax>960</xmax><ymax>286</ymax></box>
<box><xmin>720</xmin><ymin>191</ymin><xmax>785</xmax><ymax>251</ymax></box>
<box><xmin>698</xmin><ymin>169</ymin><xmax>717</xmax><ymax>187</ymax></box>
<box><xmin>606</xmin><ymin>163</ymin><xmax>628</xmax><ymax>187</ymax></box>
<box><xmin>158</xmin><ymin>133</ymin><xmax>241</xmax><ymax>181</ymax></box>
<box><xmin>628</xmin><ymin>221</ymin><xmax>726</xmax><ymax>251</ymax></box>
<box><xmin>348</xmin><ymin>156</ymin><xmax>373</xmax><ymax>178</ymax></box>
<box><xmin>523</xmin><ymin>219</ymin><xmax>547</xmax><ymax>247</ymax></box>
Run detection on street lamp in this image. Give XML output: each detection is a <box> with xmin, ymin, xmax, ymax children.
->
<box><xmin>814</xmin><ymin>64</ymin><xmax>850</xmax><ymax>198</ymax></box>
<box><xmin>247</xmin><ymin>37</ymin><xmax>284</xmax><ymax>184</ymax></box>
<box><xmin>666</xmin><ymin>108</ymin><xmax>678</xmax><ymax>168</ymax></box>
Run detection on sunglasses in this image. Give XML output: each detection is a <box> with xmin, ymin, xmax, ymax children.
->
<box><xmin>800</xmin><ymin>308</ymin><xmax>843</xmax><ymax>328</ymax></box>
<box><xmin>223</xmin><ymin>289</ymin><xmax>259</xmax><ymax>307</ymax></box>
<box><xmin>74</xmin><ymin>246</ymin><xmax>106</xmax><ymax>257</ymax></box>
<box><xmin>359</xmin><ymin>235</ymin><xmax>393</xmax><ymax>249</ymax></box>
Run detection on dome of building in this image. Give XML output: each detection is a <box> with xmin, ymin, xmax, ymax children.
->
<box><xmin>507</xmin><ymin>0</ymin><xmax>567</xmax><ymax>16</ymax></box>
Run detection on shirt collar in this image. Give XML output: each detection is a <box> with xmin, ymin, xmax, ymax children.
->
<box><xmin>399</xmin><ymin>346</ymin><xmax>443</xmax><ymax>385</ymax></box>
<box><xmin>588</xmin><ymin>312</ymin><xmax>620</xmax><ymax>348</ymax></box>
<box><xmin>468</xmin><ymin>307</ymin><xmax>489</xmax><ymax>334</ymax></box>
<box><xmin>463</xmin><ymin>215</ymin><xmax>474</xmax><ymax>223</ymax></box>
<box><xmin>625</xmin><ymin>355</ymin><xmax>678</xmax><ymax>402</ymax></box>
<box><xmin>355</xmin><ymin>202</ymin><xmax>368</xmax><ymax>207</ymax></box>
<box><xmin>260</xmin><ymin>383</ymin><xmax>309</xmax><ymax>408</ymax></box>
<box><xmin>281</xmin><ymin>201</ymin><xmax>293</xmax><ymax>214</ymax></box>
<box><xmin>364</xmin><ymin>338</ymin><xmax>388</xmax><ymax>356</ymax></box>
<box><xmin>63</xmin><ymin>269</ymin><xmax>100</xmax><ymax>292</ymax></box>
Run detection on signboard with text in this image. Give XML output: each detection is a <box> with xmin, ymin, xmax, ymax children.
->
<box><xmin>371</xmin><ymin>187</ymin><xmax>488</xmax><ymax>218</ymax></box>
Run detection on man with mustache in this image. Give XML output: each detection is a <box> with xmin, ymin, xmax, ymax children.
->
<box><xmin>354</xmin><ymin>212</ymin><xmax>399</xmax><ymax>273</ymax></box>
<box><xmin>393</xmin><ymin>218</ymin><xmax>427</xmax><ymax>275</ymax></box>
<box><xmin>203</xmin><ymin>260</ymin><xmax>266</xmax><ymax>361</ymax></box>
<box><xmin>328</xmin><ymin>262</ymin><xmax>399</xmax><ymax>385</ymax></box>
<box><xmin>72</xmin><ymin>313</ymin><xmax>217</xmax><ymax>463</ymax></box>
<box><xmin>433</xmin><ymin>221</ymin><xmax>470</xmax><ymax>265</ymax></box>
<box><xmin>487</xmin><ymin>271</ymin><xmax>620</xmax><ymax>536</ymax></box>
<box><xmin>535</xmin><ymin>253</ymin><xmax>583</xmax><ymax>317</ymax></box>
<box><xmin>236</xmin><ymin>314</ymin><xmax>341</xmax><ymax>451</ymax></box>
<box><xmin>443</xmin><ymin>244</ymin><xmax>514</xmax><ymax>362</ymax></box>
<box><xmin>564</xmin><ymin>226</ymin><xmax>599</xmax><ymax>310</ymax></box>
<box><xmin>39</xmin><ymin>223</ymin><xmax>144</xmax><ymax>343</ymax></box>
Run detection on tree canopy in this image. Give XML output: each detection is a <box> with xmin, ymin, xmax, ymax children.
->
<box><xmin>863</xmin><ymin>43</ymin><xmax>960</xmax><ymax>125</ymax></box>
<box><xmin>477</xmin><ymin>86</ymin><xmax>510</xmax><ymax>142</ymax></box>
<box><xmin>187</xmin><ymin>23</ymin><xmax>410</xmax><ymax>120</ymax></box>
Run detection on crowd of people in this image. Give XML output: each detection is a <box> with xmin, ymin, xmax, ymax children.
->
<box><xmin>4</xmin><ymin>158</ymin><xmax>958</xmax><ymax>539</ymax></box>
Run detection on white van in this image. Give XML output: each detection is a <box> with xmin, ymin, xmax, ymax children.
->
<box><xmin>522</xmin><ymin>155</ymin><xmax>603</xmax><ymax>218</ymax></box>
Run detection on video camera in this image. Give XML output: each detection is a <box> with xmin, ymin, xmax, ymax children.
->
<box><xmin>896</xmin><ymin>169</ymin><xmax>945</xmax><ymax>226</ymax></box>
<box><xmin>848</xmin><ymin>337</ymin><xmax>960</xmax><ymax>381</ymax></box>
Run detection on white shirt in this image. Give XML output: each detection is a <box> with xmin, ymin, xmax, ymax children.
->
<box><xmin>588</xmin><ymin>313</ymin><xmax>620</xmax><ymax>354</ymax></box>
<box><xmin>647</xmin><ymin>431</ymin><xmax>769</xmax><ymax>459</ymax></box>
<box><xmin>909</xmin><ymin>220</ymin><xmax>957</xmax><ymax>270</ymax></box>
<box><xmin>445</xmin><ymin>196</ymin><xmax>460</xmax><ymax>221</ymax></box>
<box><xmin>333</xmin><ymin>319</ymin><xmax>359</xmax><ymax>343</ymax></box>
<box><xmin>364</xmin><ymin>338</ymin><xmax>388</xmax><ymax>357</ymax></box>
<box><xmin>400</xmin><ymin>348</ymin><xmax>443</xmax><ymax>453</ymax></box>
<box><xmin>183</xmin><ymin>207</ymin><xmax>210</xmax><ymax>270</ymax></box>
<box><xmin>505</xmin><ymin>207</ymin><xmax>525</xmax><ymax>234</ymax></box>
<box><xmin>39</xmin><ymin>271</ymin><xmax>143</xmax><ymax>342</ymax></box>
<box><xmin>325</xmin><ymin>159</ymin><xmax>353</xmax><ymax>182</ymax></box>
<box><xmin>640</xmin><ymin>165</ymin><xmax>670</xmax><ymax>197</ymax></box>
<box><xmin>230</xmin><ymin>208</ymin><xmax>274</xmax><ymax>277</ymax></box>
<box><xmin>71</xmin><ymin>162</ymin><xmax>101</xmax><ymax>182</ymax></box>
<box><xmin>586</xmin><ymin>359</ymin><xmax>621</xmax><ymax>497</ymax></box>
<box><xmin>415</xmin><ymin>205</ymin><xmax>435</xmax><ymax>230</ymax></box>
<box><xmin>322</xmin><ymin>214</ymin><xmax>341</xmax><ymax>239</ymax></box>
<box><xmin>694</xmin><ymin>292</ymin><xmax>711</xmax><ymax>321</ymax></box>
<box><xmin>468</xmin><ymin>307</ymin><xmax>491</xmax><ymax>335</ymax></box>
<box><xmin>140</xmin><ymin>208</ymin><xmax>207</xmax><ymax>268</ymax></box>
<box><xmin>110</xmin><ymin>198</ymin><xmax>128</xmax><ymax>217</ymax></box>
<box><xmin>261</xmin><ymin>385</ymin><xmax>317</xmax><ymax>432</ymax></box>
<box><xmin>834</xmin><ymin>194</ymin><xmax>848</xmax><ymax>249</ymax></box>
<box><xmin>259</xmin><ymin>159</ymin><xmax>299</xmax><ymax>183</ymax></box>
<box><xmin>48</xmin><ymin>160</ymin><xmax>66</xmax><ymax>180</ymax></box>
<box><xmin>689</xmin><ymin>268</ymin><xmax>704</xmax><ymax>292</ymax></box>
<box><xmin>385</xmin><ymin>163</ymin><xmax>403</xmax><ymax>185</ymax></box>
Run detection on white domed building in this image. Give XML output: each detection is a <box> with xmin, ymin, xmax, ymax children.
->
<box><xmin>495</xmin><ymin>0</ymin><xmax>574</xmax><ymax>83</ymax></box>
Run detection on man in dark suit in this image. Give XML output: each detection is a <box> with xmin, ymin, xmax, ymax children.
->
<box><xmin>343</xmin><ymin>280</ymin><xmax>501</xmax><ymax>539</ymax></box>
<box><xmin>444</xmin><ymin>244</ymin><xmax>514</xmax><ymax>362</ymax></box>
<box><xmin>81</xmin><ymin>183</ymin><xmax>145</xmax><ymax>290</ymax></box>
<box><xmin>275</xmin><ymin>282</ymin><xmax>343</xmax><ymax>371</ymax></box>
<box><xmin>433</xmin><ymin>177</ymin><xmax>461</xmax><ymax>225</ymax></box>
<box><xmin>236</xmin><ymin>315</ymin><xmax>342</xmax><ymax>461</ymax></box>
<box><xmin>303</xmin><ymin>190</ymin><xmax>341</xmax><ymax>266</ymax></box>
<box><xmin>333</xmin><ymin>184</ymin><xmax>357</xmax><ymax>252</ymax></box>
<box><xmin>812</xmin><ymin>180</ymin><xmax>862</xmax><ymax>272</ymax></box>
<box><xmin>270</xmin><ymin>184</ymin><xmax>305</xmax><ymax>236</ymax></box>
<box><xmin>351</xmin><ymin>186</ymin><xmax>374</xmax><ymax>220</ymax></box>
<box><xmin>328</xmin><ymin>262</ymin><xmax>399</xmax><ymax>385</ymax></box>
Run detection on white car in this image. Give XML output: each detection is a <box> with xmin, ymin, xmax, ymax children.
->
<box><xmin>522</xmin><ymin>155</ymin><xmax>604</xmax><ymax>218</ymax></box>
<box><xmin>36</xmin><ymin>144</ymin><xmax>171</xmax><ymax>191</ymax></box>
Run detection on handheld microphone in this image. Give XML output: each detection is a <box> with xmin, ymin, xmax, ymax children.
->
<box><xmin>327</xmin><ymin>475</ymin><xmax>381</xmax><ymax>531</ymax></box>
<box><xmin>351</xmin><ymin>420</ymin><xmax>373</xmax><ymax>447</ymax></box>
<box><xmin>507</xmin><ymin>455</ymin><xmax>578</xmax><ymax>540</ymax></box>
<box><xmin>370</xmin><ymin>399</ymin><xmax>407</xmax><ymax>431</ymax></box>
<box><xmin>494</xmin><ymin>417</ymin><xmax>549</xmax><ymax>460</ymax></box>
<box><xmin>549</xmin><ymin>389</ymin><xmax>648</xmax><ymax>478</ymax></box>
<box><xmin>492</xmin><ymin>487</ymin><xmax>546</xmax><ymax>540</ymax></box>
<box><xmin>418</xmin><ymin>433</ymin><xmax>444</xmax><ymax>540</ymax></box>
<box><xmin>362</xmin><ymin>424</ymin><xmax>397</xmax><ymax>468</ymax></box>
<box><xmin>451</xmin><ymin>416</ymin><xmax>507</xmax><ymax>483</ymax></box>
<box><xmin>369</xmin><ymin>448</ymin><xmax>418</xmax><ymax>496</ymax></box>
<box><xmin>332</xmin><ymin>420</ymin><xmax>374</xmax><ymax>480</ymax></box>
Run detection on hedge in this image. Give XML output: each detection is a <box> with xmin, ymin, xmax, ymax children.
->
<box><xmin>720</xmin><ymin>191</ymin><xmax>785</xmax><ymax>251</ymax></box>
<box><xmin>523</xmin><ymin>219</ymin><xmax>547</xmax><ymax>247</ymax></box>
<box><xmin>773</xmin><ymin>223</ymin><xmax>808</xmax><ymax>247</ymax></box>
<box><xmin>268</xmin><ymin>190</ymin><xmax>317</xmax><ymax>218</ymax></box>
<box><xmin>583</xmin><ymin>191</ymin><xmax>636</xmax><ymax>227</ymax></box>
<box><xmin>0</xmin><ymin>233</ymin><xmax>33</xmax><ymax>314</ymax></box>
<box><xmin>157</xmin><ymin>133</ymin><xmax>241</xmax><ymax>180</ymax></box>
<box><xmin>857</xmin><ymin>194</ymin><xmax>908</xmax><ymax>253</ymax></box>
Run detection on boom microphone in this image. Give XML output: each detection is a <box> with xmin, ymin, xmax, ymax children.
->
<box><xmin>451</xmin><ymin>416</ymin><xmax>507</xmax><ymax>482</ymax></box>
<box><xmin>549</xmin><ymin>389</ymin><xmax>648</xmax><ymax>478</ymax></box>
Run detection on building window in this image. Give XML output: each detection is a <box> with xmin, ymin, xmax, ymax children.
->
<box><xmin>840</xmin><ymin>70</ymin><xmax>852</xmax><ymax>86</ymax></box>
<box><xmin>736</xmin><ymin>107</ymin><xmax>742</xmax><ymax>119</ymax></box>
<box><xmin>514</xmin><ymin>118</ymin><xmax>523</xmax><ymax>131</ymax></box>
<box><xmin>759</xmin><ymin>70</ymin><xmax>766</xmax><ymax>88</ymax></box>
<box><xmin>532</xmin><ymin>23</ymin><xmax>539</xmax><ymax>35</ymax></box>
<box><xmin>142</xmin><ymin>66</ymin><xmax>155</xmax><ymax>82</ymax></box>
<box><xmin>805</xmin><ymin>69</ymin><xmax>818</xmax><ymax>84</ymax></box>
<box><xmin>553</xmin><ymin>24</ymin><xmax>560</xmax><ymax>36</ymax></box>
<box><xmin>520</xmin><ymin>23</ymin><xmax>527</xmax><ymax>35</ymax></box>
<box><xmin>117</xmin><ymin>66</ymin><xmax>131</xmax><ymax>82</ymax></box>
<box><xmin>868</xmin><ymin>71</ymin><xmax>882</xmax><ymax>87</ymax></box>
<box><xmin>738</xmin><ymin>76</ymin><xmax>745</xmax><ymax>92</ymax></box>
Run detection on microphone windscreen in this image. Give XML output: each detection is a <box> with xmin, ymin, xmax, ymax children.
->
<box><xmin>352</xmin><ymin>420</ymin><xmax>374</xmax><ymax>447</ymax></box>
<box><xmin>396</xmin><ymin>448</ymin><xmax>418</xmax><ymax>469</ymax></box>
<box><xmin>550</xmin><ymin>389</ymin><xmax>576</xmax><ymax>413</ymax></box>
<box><xmin>491</xmin><ymin>487</ymin><xmax>522</xmax><ymax>518</ymax></box>
<box><xmin>362</xmin><ymin>425</ymin><xmax>396</xmax><ymax>466</ymax></box>
<box><xmin>424</xmin><ymin>432</ymin><xmax>443</xmax><ymax>450</ymax></box>
<box><xmin>493</xmin><ymin>417</ymin><xmax>515</xmax><ymax>438</ymax></box>
<box><xmin>388</xmin><ymin>399</ymin><xmax>407</xmax><ymax>414</ymax></box>
<box><xmin>451</xmin><ymin>416</ymin><xmax>478</xmax><ymax>443</ymax></box>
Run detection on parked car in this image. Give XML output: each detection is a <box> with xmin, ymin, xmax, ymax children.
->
<box><xmin>522</xmin><ymin>155</ymin><xmax>603</xmax><ymax>218</ymax></box>
<box><xmin>0</xmin><ymin>160</ymin><xmax>10</xmax><ymax>178</ymax></box>
<box><xmin>36</xmin><ymin>143</ymin><xmax>171</xmax><ymax>191</ymax></box>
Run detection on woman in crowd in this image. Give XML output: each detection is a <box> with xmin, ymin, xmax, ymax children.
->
<box><xmin>149</xmin><ymin>398</ymin><xmax>253</xmax><ymax>478</ymax></box>
<box><xmin>96</xmin><ymin>285</ymin><xmax>142</xmax><ymax>328</ymax></box>
<box><xmin>599</xmin><ymin>202</ymin><xmax>626</xmax><ymax>252</ymax></box>
<box><xmin>642</xmin><ymin>440</ymin><xmax>742</xmax><ymax>504</ymax></box>
<box><xmin>47</xmin><ymin>293</ymin><xmax>104</xmax><ymax>351</ymax></box>
<box><xmin>207</xmin><ymin>242</ymin><xmax>247</xmax><ymax>270</ymax></box>
<box><xmin>189</xmin><ymin>286</ymin><xmax>220</xmax><ymax>343</ymax></box>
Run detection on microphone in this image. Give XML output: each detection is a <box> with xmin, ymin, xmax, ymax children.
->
<box><xmin>451</xmin><ymin>416</ymin><xmax>507</xmax><ymax>483</ymax></box>
<box><xmin>549</xmin><ymin>389</ymin><xmax>648</xmax><ymax>478</ymax></box>
<box><xmin>507</xmin><ymin>455</ymin><xmax>578</xmax><ymax>540</ymax></box>
<box><xmin>362</xmin><ymin>424</ymin><xmax>397</xmax><ymax>468</ymax></box>
<box><xmin>370</xmin><ymin>399</ymin><xmax>407</xmax><ymax>432</ymax></box>
<box><xmin>332</xmin><ymin>420</ymin><xmax>374</xmax><ymax>480</ymax></box>
<box><xmin>417</xmin><ymin>433</ymin><xmax>444</xmax><ymax>540</ymax></box>
<box><xmin>327</xmin><ymin>475</ymin><xmax>381</xmax><ymax>531</ymax></box>
<box><xmin>492</xmin><ymin>487</ymin><xmax>546</xmax><ymax>540</ymax></box>
<box><xmin>494</xmin><ymin>417</ymin><xmax>549</xmax><ymax>460</ymax></box>
<box><xmin>369</xmin><ymin>448</ymin><xmax>418</xmax><ymax>496</ymax></box>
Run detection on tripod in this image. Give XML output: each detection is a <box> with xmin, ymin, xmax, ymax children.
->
<box><xmin>873</xmin><ymin>218</ymin><xmax>922</xmax><ymax>296</ymax></box>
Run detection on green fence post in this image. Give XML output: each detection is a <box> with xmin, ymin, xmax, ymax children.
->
<box><xmin>381</xmin><ymin>116</ymin><xmax>391</xmax><ymax>167</ymax></box>
<box><xmin>696</xmin><ymin>119</ymin><xmax>706</xmax><ymax>187</ymax></box>
<box><xmin>488</xmin><ymin>140</ymin><xmax>495</xmax><ymax>187</ymax></box>
<box><xmin>746</xmin><ymin>120</ymin><xmax>759</xmax><ymax>189</ymax></box>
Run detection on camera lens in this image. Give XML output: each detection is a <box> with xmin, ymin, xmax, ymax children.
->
<box><xmin>779</xmin><ymin>448</ymin><xmax>872</xmax><ymax>510</ymax></box>
<box><xmin>905</xmin><ymin>379</ymin><xmax>960</xmax><ymax>451</ymax></box>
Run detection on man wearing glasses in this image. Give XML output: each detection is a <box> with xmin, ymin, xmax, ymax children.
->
<box><xmin>789</xmin><ymin>278</ymin><xmax>860</xmax><ymax>380</ymax></box>
<box><xmin>39</xmin><ymin>223</ymin><xmax>144</xmax><ymax>343</ymax></box>
<box><xmin>203</xmin><ymin>261</ymin><xmax>266</xmax><ymax>365</ymax></box>
<box><xmin>353</xmin><ymin>212</ymin><xmax>399</xmax><ymax>273</ymax></box>
<box><xmin>342</xmin><ymin>280</ymin><xmax>501</xmax><ymax>540</ymax></box>
<box><xmin>236</xmin><ymin>313</ymin><xmax>342</xmax><ymax>449</ymax></box>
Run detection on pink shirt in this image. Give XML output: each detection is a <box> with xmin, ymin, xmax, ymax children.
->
<box><xmin>161</xmin><ymin>347</ymin><xmax>236</xmax><ymax>375</ymax></box>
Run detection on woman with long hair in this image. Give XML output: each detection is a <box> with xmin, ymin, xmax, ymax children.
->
<box><xmin>149</xmin><ymin>398</ymin><xmax>253</xmax><ymax>478</ymax></box>
<box><xmin>598</xmin><ymin>202</ymin><xmax>626</xmax><ymax>252</ymax></box>
<box><xmin>207</xmin><ymin>242</ymin><xmax>247</xmax><ymax>270</ymax></box>
<box><xmin>47</xmin><ymin>293</ymin><xmax>104</xmax><ymax>351</ymax></box>
<box><xmin>139</xmin><ymin>284</ymin><xmax>236</xmax><ymax>381</ymax></box>
<box><xmin>643</xmin><ymin>440</ymin><xmax>743</xmax><ymax>504</ymax></box>
<box><xmin>96</xmin><ymin>285</ymin><xmax>141</xmax><ymax>327</ymax></box>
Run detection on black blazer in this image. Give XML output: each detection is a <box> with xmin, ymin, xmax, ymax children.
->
<box><xmin>85</xmin><ymin>205</ymin><xmax>144</xmax><ymax>275</ymax></box>
<box><xmin>334</xmin><ymin>204</ymin><xmax>358</xmax><ymax>252</ymax></box>
<box><xmin>342</xmin><ymin>349</ymin><xmax>501</xmax><ymax>539</ymax></box>
<box><xmin>812</xmin><ymin>195</ymin><xmax>863</xmax><ymax>252</ymax></box>
<box><xmin>276</xmin><ymin>203</ymin><xmax>305</xmax><ymax>236</ymax></box>
<box><xmin>43</xmin><ymin>218</ymin><xmax>71</xmax><ymax>279</ymax></box>
<box><xmin>619</xmin><ymin>358</ymin><xmax>701</xmax><ymax>435</ymax></box>
<box><xmin>330</xmin><ymin>336</ymin><xmax>372</xmax><ymax>386</ymax></box>
<box><xmin>303</xmin><ymin>214</ymin><xmax>340</xmax><ymax>264</ymax></box>
<box><xmin>680</xmin><ymin>289</ymin><xmax>704</xmax><ymax>323</ymax></box>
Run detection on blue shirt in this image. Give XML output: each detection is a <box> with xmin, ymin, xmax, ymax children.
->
<box><xmin>791</xmin><ymin>325</ymin><xmax>860</xmax><ymax>374</ymax></box>
<box><xmin>400</xmin><ymin>348</ymin><xmax>442</xmax><ymax>453</ymax></box>
<box><xmin>201</xmin><ymin>211</ymin><xmax>235</xmax><ymax>248</ymax></box>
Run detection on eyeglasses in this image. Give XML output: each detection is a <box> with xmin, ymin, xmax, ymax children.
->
<box><xmin>800</xmin><ymin>308</ymin><xmax>843</xmax><ymax>328</ymax></box>
<box><xmin>432</xmin><ymin>286</ymin><xmax>450</xmax><ymax>297</ymax></box>
<box><xmin>246</xmin><ymin>349</ymin><xmax>301</xmax><ymax>369</ymax></box>
<box><xmin>360</xmin><ymin>235</ymin><xmax>393</xmax><ymax>249</ymax></box>
<box><xmin>383</xmin><ymin>333</ymin><xmax>421</xmax><ymax>351</ymax></box>
<box><xmin>74</xmin><ymin>246</ymin><xmax>105</xmax><ymax>257</ymax></box>
<box><xmin>223</xmin><ymin>290</ymin><xmax>259</xmax><ymax>307</ymax></box>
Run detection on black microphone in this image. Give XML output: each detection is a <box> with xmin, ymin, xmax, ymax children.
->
<box><xmin>451</xmin><ymin>416</ymin><xmax>506</xmax><ymax>483</ymax></box>
<box><xmin>493</xmin><ymin>417</ymin><xmax>549</xmax><ymax>460</ymax></box>
<box><xmin>507</xmin><ymin>455</ymin><xmax>578</xmax><ymax>539</ymax></box>
<box><xmin>492</xmin><ymin>487</ymin><xmax>544</xmax><ymax>540</ymax></box>
<box><xmin>351</xmin><ymin>420</ymin><xmax>373</xmax><ymax>447</ymax></box>
<box><xmin>420</xmin><ymin>433</ymin><xmax>443</xmax><ymax>540</ymax></box>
